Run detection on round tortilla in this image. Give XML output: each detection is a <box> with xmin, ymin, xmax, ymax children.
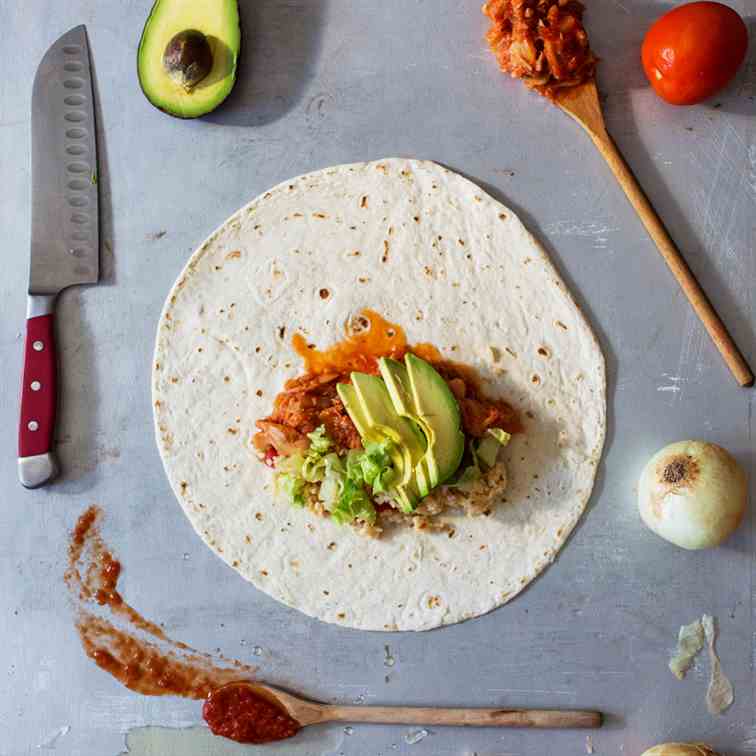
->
<box><xmin>153</xmin><ymin>159</ymin><xmax>606</xmax><ymax>631</ymax></box>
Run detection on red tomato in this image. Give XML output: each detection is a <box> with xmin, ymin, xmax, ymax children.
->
<box><xmin>642</xmin><ymin>1</ymin><xmax>748</xmax><ymax>105</ymax></box>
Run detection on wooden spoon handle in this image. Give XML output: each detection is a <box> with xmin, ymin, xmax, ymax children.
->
<box><xmin>320</xmin><ymin>705</ymin><xmax>601</xmax><ymax>729</ymax></box>
<box><xmin>589</xmin><ymin>130</ymin><xmax>753</xmax><ymax>387</ymax></box>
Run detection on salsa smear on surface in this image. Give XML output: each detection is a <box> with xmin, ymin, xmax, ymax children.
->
<box><xmin>66</xmin><ymin>507</ymin><xmax>304</xmax><ymax>743</ymax></box>
<box><xmin>203</xmin><ymin>683</ymin><xmax>301</xmax><ymax>744</ymax></box>
<box><xmin>67</xmin><ymin>507</ymin><xmax>302</xmax><ymax>739</ymax></box>
<box><xmin>482</xmin><ymin>0</ymin><xmax>597</xmax><ymax>98</ymax></box>
<box><xmin>66</xmin><ymin>506</ymin><xmax>256</xmax><ymax>698</ymax></box>
<box><xmin>254</xmin><ymin>309</ymin><xmax>522</xmax><ymax>537</ymax></box>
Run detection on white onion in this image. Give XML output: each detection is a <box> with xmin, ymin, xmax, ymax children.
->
<box><xmin>641</xmin><ymin>745</ymin><xmax>720</xmax><ymax>756</ymax></box>
<box><xmin>638</xmin><ymin>440</ymin><xmax>746</xmax><ymax>550</ymax></box>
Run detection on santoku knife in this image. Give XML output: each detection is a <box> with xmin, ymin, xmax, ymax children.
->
<box><xmin>19</xmin><ymin>25</ymin><xmax>99</xmax><ymax>488</ymax></box>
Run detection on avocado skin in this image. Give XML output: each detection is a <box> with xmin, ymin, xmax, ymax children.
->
<box><xmin>137</xmin><ymin>0</ymin><xmax>241</xmax><ymax>119</ymax></box>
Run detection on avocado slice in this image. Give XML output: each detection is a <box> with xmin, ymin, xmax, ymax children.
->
<box><xmin>378</xmin><ymin>358</ymin><xmax>416</xmax><ymax>415</ymax></box>
<box><xmin>382</xmin><ymin>355</ymin><xmax>465</xmax><ymax>488</ymax></box>
<box><xmin>405</xmin><ymin>354</ymin><xmax>465</xmax><ymax>485</ymax></box>
<box><xmin>338</xmin><ymin>382</ymin><xmax>418</xmax><ymax>512</ymax></box>
<box><xmin>350</xmin><ymin>373</ymin><xmax>425</xmax><ymax>487</ymax></box>
<box><xmin>137</xmin><ymin>0</ymin><xmax>241</xmax><ymax>119</ymax></box>
<box><xmin>378</xmin><ymin>357</ymin><xmax>437</xmax><ymax>495</ymax></box>
<box><xmin>336</xmin><ymin>383</ymin><xmax>371</xmax><ymax>439</ymax></box>
<box><xmin>339</xmin><ymin>373</ymin><xmax>428</xmax><ymax>512</ymax></box>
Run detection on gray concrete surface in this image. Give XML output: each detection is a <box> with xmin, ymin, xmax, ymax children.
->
<box><xmin>1</xmin><ymin>1</ymin><xmax>755</xmax><ymax>754</ymax></box>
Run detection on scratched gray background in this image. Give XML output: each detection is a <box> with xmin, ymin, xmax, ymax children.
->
<box><xmin>1</xmin><ymin>1</ymin><xmax>755</xmax><ymax>754</ymax></box>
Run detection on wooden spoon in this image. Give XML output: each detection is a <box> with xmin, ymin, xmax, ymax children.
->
<box><xmin>556</xmin><ymin>79</ymin><xmax>753</xmax><ymax>388</ymax></box>
<box><xmin>238</xmin><ymin>681</ymin><xmax>602</xmax><ymax>730</ymax></box>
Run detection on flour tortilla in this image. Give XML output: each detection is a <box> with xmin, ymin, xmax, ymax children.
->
<box><xmin>153</xmin><ymin>158</ymin><xmax>606</xmax><ymax>631</ymax></box>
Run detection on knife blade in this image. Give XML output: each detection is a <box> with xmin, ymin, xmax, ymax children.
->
<box><xmin>19</xmin><ymin>25</ymin><xmax>99</xmax><ymax>488</ymax></box>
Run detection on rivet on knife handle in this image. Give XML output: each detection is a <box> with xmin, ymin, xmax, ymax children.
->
<box><xmin>18</xmin><ymin>296</ymin><xmax>59</xmax><ymax>488</ymax></box>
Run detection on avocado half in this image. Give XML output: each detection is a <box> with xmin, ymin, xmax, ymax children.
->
<box><xmin>137</xmin><ymin>0</ymin><xmax>241</xmax><ymax>119</ymax></box>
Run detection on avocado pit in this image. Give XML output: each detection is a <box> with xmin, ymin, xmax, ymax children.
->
<box><xmin>163</xmin><ymin>30</ymin><xmax>213</xmax><ymax>90</ymax></box>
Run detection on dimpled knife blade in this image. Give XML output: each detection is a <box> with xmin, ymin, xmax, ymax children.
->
<box><xmin>30</xmin><ymin>24</ymin><xmax>99</xmax><ymax>295</ymax></box>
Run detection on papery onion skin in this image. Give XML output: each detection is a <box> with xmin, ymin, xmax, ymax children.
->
<box><xmin>638</xmin><ymin>440</ymin><xmax>746</xmax><ymax>550</ymax></box>
<box><xmin>641</xmin><ymin>744</ymin><xmax>720</xmax><ymax>756</ymax></box>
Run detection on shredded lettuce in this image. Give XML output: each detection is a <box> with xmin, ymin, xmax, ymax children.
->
<box><xmin>275</xmin><ymin>452</ymin><xmax>304</xmax><ymax>475</ymax></box>
<box><xmin>274</xmin><ymin>453</ymin><xmax>307</xmax><ymax>507</ymax></box>
<box><xmin>487</xmin><ymin>428</ymin><xmax>512</xmax><ymax>445</ymax></box>
<box><xmin>454</xmin><ymin>463</ymin><xmax>482</xmax><ymax>489</ymax></box>
<box><xmin>452</xmin><ymin>427</ymin><xmax>511</xmax><ymax>491</ymax></box>
<box><xmin>278</xmin><ymin>474</ymin><xmax>306</xmax><ymax>507</ymax></box>
<box><xmin>346</xmin><ymin>438</ymin><xmax>397</xmax><ymax>495</ymax></box>
<box><xmin>330</xmin><ymin>478</ymin><xmax>377</xmax><ymax>525</ymax></box>
<box><xmin>274</xmin><ymin>425</ymin><xmax>389</xmax><ymax>525</ymax></box>
<box><xmin>306</xmin><ymin>425</ymin><xmax>332</xmax><ymax>454</ymax></box>
<box><xmin>477</xmin><ymin>428</ymin><xmax>512</xmax><ymax>468</ymax></box>
<box><xmin>317</xmin><ymin>454</ymin><xmax>347</xmax><ymax>509</ymax></box>
<box><xmin>274</xmin><ymin>422</ymin><xmax>510</xmax><ymax>515</ymax></box>
<box><xmin>302</xmin><ymin>450</ymin><xmax>341</xmax><ymax>482</ymax></box>
<box><xmin>274</xmin><ymin>428</ymin><xmax>334</xmax><ymax>508</ymax></box>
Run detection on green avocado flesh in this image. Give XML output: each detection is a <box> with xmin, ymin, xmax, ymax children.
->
<box><xmin>336</xmin><ymin>383</ymin><xmax>370</xmax><ymax>438</ymax></box>
<box><xmin>347</xmin><ymin>374</ymin><xmax>426</xmax><ymax>511</ymax></box>
<box><xmin>138</xmin><ymin>0</ymin><xmax>240</xmax><ymax>118</ymax></box>
<box><xmin>338</xmin><ymin>356</ymin><xmax>464</xmax><ymax>510</ymax></box>
<box><xmin>378</xmin><ymin>358</ymin><xmax>434</xmax><ymax>496</ymax></box>
<box><xmin>404</xmin><ymin>354</ymin><xmax>465</xmax><ymax>486</ymax></box>
<box><xmin>385</xmin><ymin>355</ymin><xmax>465</xmax><ymax>488</ymax></box>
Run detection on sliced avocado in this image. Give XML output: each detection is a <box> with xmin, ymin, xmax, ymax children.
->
<box><xmin>404</xmin><ymin>354</ymin><xmax>465</xmax><ymax>486</ymax></box>
<box><xmin>340</xmin><ymin>373</ymin><xmax>429</xmax><ymax>512</ymax></box>
<box><xmin>379</xmin><ymin>358</ymin><xmax>414</xmax><ymax>416</ymax></box>
<box><xmin>340</xmin><ymin>381</ymin><xmax>421</xmax><ymax>508</ymax></box>
<box><xmin>336</xmin><ymin>383</ymin><xmax>371</xmax><ymax>438</ymax></box>
<box><xmin>414</xmin><ymin>457</ymin><xmax>432</xmax><ymax>498</ymax></box>
<box><xmin>340</xmin><ymin>381</ymin><xmax>417</xmax><ymax>505</ymax></box>
<box><xmin>137</xmin><ymin>0</ymin><xmax>241</xmax><ymax>119</ymax></box>
<box><xmin>379</xmin><ymin>357</ymin><xmax>437</xmax><ymax>494</ymax></box>
<box><xmin>350</xmin><ymin>373</ymin><xmax>425</xmax><ymax>487</ymax></box>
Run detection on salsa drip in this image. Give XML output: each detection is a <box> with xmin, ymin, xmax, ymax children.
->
<box><xmin>66</xmin><ymin>506</ymin><xmax>255</xmax><ymax>700</ymax></box>
<box><xmin>255</xmin><ymin>309</ymin><xmax>521</xmax><ymax>458</ymax></box>
<box><xmin>482</xmin><ymin>0</ymin><xmax>597</xmax><ymax>98</ymax></box>
<box><xmin>203</xmin><ymin>683</ymin><xmax>301</xmax><ymax>744</ymax></box>
<box><xmin>291</xmin><ymin>309</ymin><xmax>427</xmax><ymax>376</ymax></box>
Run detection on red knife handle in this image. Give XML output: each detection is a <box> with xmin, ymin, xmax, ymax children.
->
<box><xmin>19</xmin><ymin>314</ymin><xmax>57</xmax><ymax>458</ymax></box>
